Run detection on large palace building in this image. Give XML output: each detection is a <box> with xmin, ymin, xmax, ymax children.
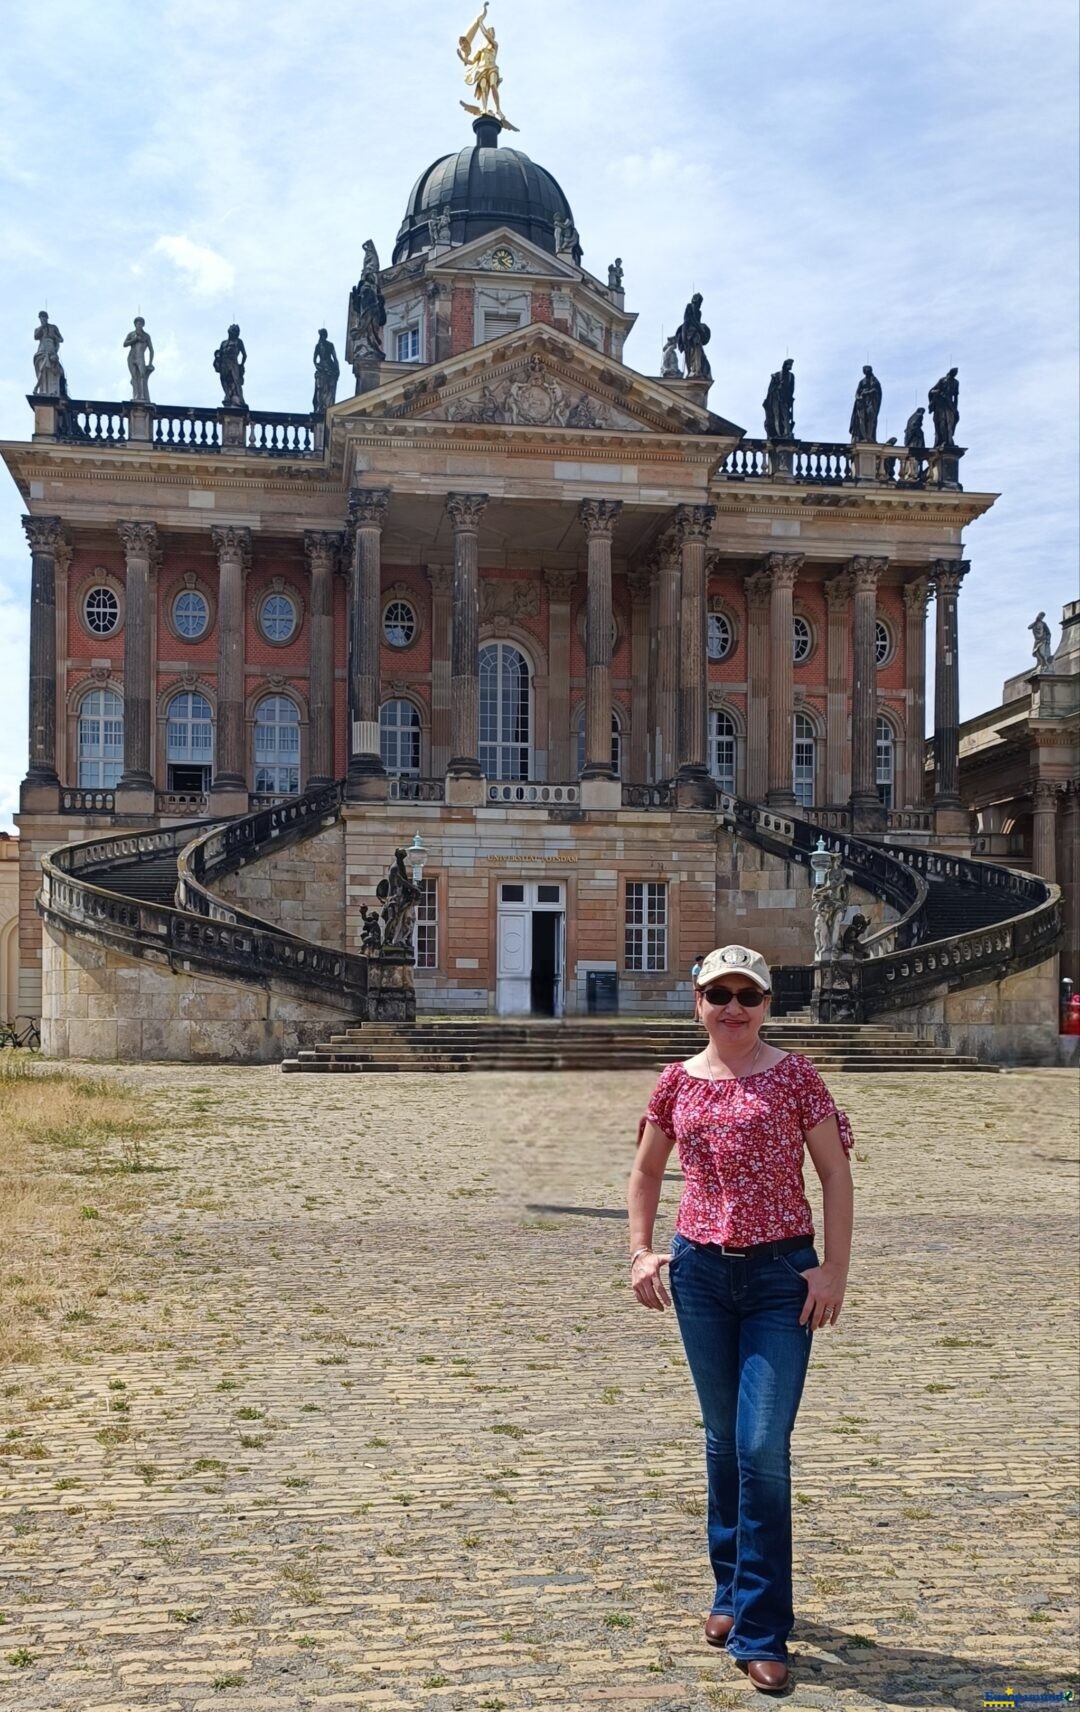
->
<box><xmin>2</xmin><ymin>62</ymin><xmax>1067</xmax><ymax>1062</ymax></box>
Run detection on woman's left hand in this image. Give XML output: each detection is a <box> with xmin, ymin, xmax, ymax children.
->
<box><xmin>797</xmin><ymin>1260</ymin><xmax>847</xmax><ymax>1330</ymax></box>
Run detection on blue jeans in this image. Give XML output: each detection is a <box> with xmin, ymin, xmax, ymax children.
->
<box><xmin>669</xmin><ymin>1233</ymin><xmax>816</xmax><ymax>1664</ymax></box>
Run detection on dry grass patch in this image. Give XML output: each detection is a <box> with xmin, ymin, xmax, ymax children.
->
<box><xmin>0</xmin><ymin>1056</ymin><xmax>155</xmax><ymax>1368</ymax></box>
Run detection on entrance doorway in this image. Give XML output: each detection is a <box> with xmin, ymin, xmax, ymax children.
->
<box><xmin>496</xmin><ymin>880</ymin><xmax>565</xmax><ymax>1016</ymax></box>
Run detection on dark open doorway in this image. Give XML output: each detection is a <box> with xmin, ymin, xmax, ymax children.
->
<box><xmin>530</xmin><ymin>911</ymin><xmax>559</xmax><ymax>1016</ymax></box>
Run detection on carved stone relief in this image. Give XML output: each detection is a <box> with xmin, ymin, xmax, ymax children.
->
<box><xmin>434</xmin><ymin>356</ymin><xmax>636</xmax><ymax>429</ymax></box>
<box><xmin>480</xmin><ymin>579</ymin><xmax>541</xmax><ymax>625</ymax></box>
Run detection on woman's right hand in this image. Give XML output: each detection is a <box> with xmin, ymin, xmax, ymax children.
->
<box><xmin>631</xmin><ymin>1250</ymin><xmax>672</xmax><ymax>1312</ymax></box>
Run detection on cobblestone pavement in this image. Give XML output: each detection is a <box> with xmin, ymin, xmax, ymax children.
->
<box><xmin>1</xmin><ymin>1067</ymin><xmax>1078</xmax><ymax>1712</ymax></box>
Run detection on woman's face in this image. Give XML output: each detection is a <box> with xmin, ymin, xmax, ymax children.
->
<box><xmin>695</xmin><ymin>976</ymin><xmax>771</xmax><ymax>1050</ymax></box>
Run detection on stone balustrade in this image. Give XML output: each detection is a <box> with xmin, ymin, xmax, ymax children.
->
<box><xmin>53</xmin><ymin>399</ymin><xmax>319</xmax><ymax>457</ymax></box>
<box><xmin>485</xmin><ymin>782</ymin><xmax>580</xmax><ymax>806</ymax></box>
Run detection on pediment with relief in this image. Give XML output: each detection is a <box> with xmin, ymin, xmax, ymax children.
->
<box><xmin>428</xmin><ymin>354</ymin><xmax>645</xmax><ymax>431</ymax></box>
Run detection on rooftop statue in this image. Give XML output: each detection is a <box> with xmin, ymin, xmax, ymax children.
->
<box><xmin>661</xmin><ymin>333</ymin><xmax>682</xmax><ymax>378</ymax></box>
<box><xmin>124</xmin><ymin>317</ymin><xmax>154</xmax><ymax>404</ymax></box>
<box><xmin>350</xmin><ymin>240</ymin><xmax>387</xmax><ymax>362</ymax></box>
<box><xmin>849</xmin><ymin>364</ymin><xmax>882</xmax><ymax>443</ymax></box>
<box><xmin>763</xmin><ymin>358</ymin><xmax>795</xmax><ymax>442</ymax></box>
<box><xmin>428</xmin><ymin>208</ymin><xmax>452</xmax><ymax>248</ymax></box>
<box><xmin>32</xmin><ymin>311</ymin><xmax>67</xmax><ymax>398</ymax></box>
<box><xmin>675</xmin><ymin>292</ymin><xmax>711</xmax><ymax>382</ymax></box>
<box><xmin>1029</xmin><ymin>611</ymin><xmax>1053</xmax><ymax>673</ymax></box>
<box><xmin>312</xmin><ymin>328</ymin><xmax>339</xmax><ymax>415</ymax></box>
<box><xmin>903</xmin><ymin>406</ymin><xmax>926</xmax><ymax>455</ymax></box>
<box><xmin>554</xmin><ymin>213</ymin><xmax>581</xmax><ymax>261</ymax></box>
<box><xmin>928</xmin><ymin>366</ymin><xmax>959</xmax><ymax>449</ymax></box>
<box><xmin>213</xmin><ymin>323</ymin><xmax>247</xmax><ymax>407</ymax></box>
<box><xmin>608</xmin><ymin>257</ymin><xmax>624</xmax><ymax>291</ymax></box>
<box><xmin>458</xmin><ymin>4</ymin><xmax>518</xmax><ymax>130</ymax></box>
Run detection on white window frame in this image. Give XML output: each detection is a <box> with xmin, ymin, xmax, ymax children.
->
<box><xmin>875</xmin><ymin>618</ymin><xmax>892</xmax><ymax>667</ymax></box>
<box><xmin>258</xmin><ymin>591</ymin><xmax>298</xmax><ymax>644</ymax></box>
<box><xmin>482</xmin><ymin>310</ymin><xmax>525</xmax><ymax>343</ymax></box>
<box><xmin>379</xmin><ymin>698</ymin><xmax>422</xmax><ymax>777</ymax></box>
<box><xmin>792</xmin><ymin>615</ymin><xmax>813</xmax><ymax>664</ymax></box>
<box><xmin>382</xmin><ymin>599</ymin><xmax>417</xmax><ymax>649</ymax></box>
<box><xmin>395</xmin><ymin>325</ymin><xmax>421</xmax><ymax>363</ymax></box>
<box><xmin>413</xmin><ymin>877</ymin><xmax>438</xmax><ymax>970</ymax></box>
<box><xmin>793</xmin><ymin>712</ymin><xmax>816</xmax><ymax>808</ymax></box>
<box><xmin>707</xmin><ymin>610</ymin><xmax>734</xmax><ymax>662</ymax></box>
<box><xmin>479</xmin><ymin>641</ymin><xmax>531</xmax><ymax>780</ymax></box>
<box><xmin>876</xmin><ymin>715</ymin><xmax>895</xmax><ymax>809</ymax></box>
<box><xmin>708</xmin><ymin>708</ymin><xmax>737</xmax><ymax>794</ymax></box>
<box><xmin>625</xmin><ymin>881</ymin><xmax>667</xmax><ymax>973</ymax></box>
<box><xmin>83</xmin><ymin>585</ymin><xmax>120</xmax><ymax>638</ymax></box>
<box><xmin>78</xmin><ymin>687</ymin><xmax>124</xmax><ymax>789</ymax></box>
<box><xmin>252</xmin><ymin>695</ymin><xmax>300</xmax><ymax>797</ymax></box>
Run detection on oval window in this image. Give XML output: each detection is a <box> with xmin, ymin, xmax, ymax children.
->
<box><xmin>260</xmin><ymin>591</ymin><xmax>298</xmax><ymax>643</ymax></box>
<box><xmin>174</xmin><ymin>589</ymin><xmax>210</xmax><ymax>639</ymax></box>
<box><xmin>84</xmin><ymin>586</ymin><xmax>119</xmax><ymax>636</ymax></box>
<box><xmin>384</xmin><ymin>599</ymin><xmax>417</xmax><ymax>648</ymax></box>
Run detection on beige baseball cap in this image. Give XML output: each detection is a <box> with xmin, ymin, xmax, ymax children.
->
<box><xmin>695</xmin><ymin>944</ymin><xmax>772</xmax><ymax>992</ymax></box>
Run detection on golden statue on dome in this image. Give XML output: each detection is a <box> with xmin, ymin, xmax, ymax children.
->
<box><xmin>458</xmin><ymin>4</ymin><xmax>518</xmax><ymax>131</ymax></box>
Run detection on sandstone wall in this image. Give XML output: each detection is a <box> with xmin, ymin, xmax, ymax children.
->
<box><xmin>212</xmin><ymin>823</ymin><xmax>346</xmax><ymax>949</ymax></box>
<box><xmin>885</xmin><ymin>957</ymin><xmax>1061</xmax><ymax>1065</ymax></box>
<box><xmin>42</xmin><ymin>925</ymin><xmax>353</xmax><ymax>1062</ymax></box>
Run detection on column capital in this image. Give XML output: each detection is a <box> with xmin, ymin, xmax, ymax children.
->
<box><xmin>674</xmin><ymin>502</ymin><xmax>717</xmax><ymax>543</ymax></box>
<box><xmin>211</xmin><ymin>524</ymin><xmax>252</xmax><ymax>567</ymax></box>
<box><xmin>445</xmin><ymin>491</ymin><xmax>489</xmax><ymax>531</ymax></box>
<box><xmin>763</xmin><ymin>551</ymin><xmax>804</xmax><ymax>589</ymax></box>
<box><xmin>824</xmin><ymin>572</ymin><xmax>853</xmax><ymax>611</ymax></box>
<box><xmin>744</xmin><ymin>568</ymin><xmax>773</xmax><ymax>611</ymax></box>
<box><xmin>118</xmin><ymin>520</ymin><xmax>159</xmax><ymax>558</ymax></box>
<box><xmin>1032</xmin><ymin>778</ymin><xmax>1061</xmax><ymax>808</ymax></box>
<box><xmin>579</xmin><ymin>498</ymin><xmax>623</xmax><ymax>539</ymax></box>
<box><xmin>903</xmin><ymin>574</ymin><xmax>931</xmax><ymax>615</ymax></box>
<box><xmin>848</xmin><ymin>554</ymin><xmax>888</xmax><ymax>592</ymax></box>
<box><xmin>626</xmin><ymin>565</ymin><xmax>653</xmax><ymax>604</ymax></box>
<box><xmin>348</xmin><ymin>486</ymin><xmax>390</xmax><ymax>531</ymax></box>
<box><xmin>544</xmin><ymin>566</ymin><xmax>578</xmax><ymax>601</ymax></box>
<box><xmin>932</xmin><ymin>558</ymin><xmax>969</xmax><ymax>596</ymax></box>
<box><xmin>427</xmin><ymin>563</ymin><xmax>455</xmax><ymax>597</ymax></box>
<box><xmin>304</xmin><ymin>529</ymin><xmax>342</xmax><ymax>571</ymax></box>
<box><xmin>21</xmin><ymin>514</ymin><xmax>64</xmax><ymax>552</ymax></box>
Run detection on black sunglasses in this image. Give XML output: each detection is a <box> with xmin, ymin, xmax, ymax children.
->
<box><xmin>700</xmin><ymin>985</ymin><xmax>768</xmax><ymax>1008</ymax></box>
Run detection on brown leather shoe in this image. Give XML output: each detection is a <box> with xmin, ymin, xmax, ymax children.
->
<box><xmin>746</xmin><ymin>1658</ymin><xmax>790</xmax><ymax>1692</ymax></box>
<box><xmin>704</xmin><ymin>1611</ymin><xmax>734</xmax><ymax>1646</ymax></box>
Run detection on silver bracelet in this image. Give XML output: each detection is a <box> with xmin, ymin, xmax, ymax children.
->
<box><xmin>629</xmin><ymin>1246</ymin><xmax>653</xmax><ymax>1268</ymax></box>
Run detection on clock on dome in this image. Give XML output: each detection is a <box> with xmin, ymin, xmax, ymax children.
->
<box><xmin>491</xmin><ymin>246</ymin><xmax>515</xmax><ymax>270</ymax></box>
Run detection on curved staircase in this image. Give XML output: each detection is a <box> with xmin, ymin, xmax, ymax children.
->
<box><xmin>37</xmin><ymin>781</ymin><xmax>1063</xmax><ymax>1065</ymax></box>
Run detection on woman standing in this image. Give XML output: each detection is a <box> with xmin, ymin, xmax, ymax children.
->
<box><xmin>627</xmin><ymin>944</ymin><xmax>854</xmax><ymax>1694</ymax></box>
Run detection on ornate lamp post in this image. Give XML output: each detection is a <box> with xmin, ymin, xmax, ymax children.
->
<box><xmin>408</xmin><ymin>831</ymin><xmax>427</xmax><ymax>887</ymax></box>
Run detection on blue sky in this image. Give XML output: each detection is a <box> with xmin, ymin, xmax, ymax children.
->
<box><xmin>0</xmin><ymin>0</ymin><xmax>1076</xmax><ymax>829</ymax></box>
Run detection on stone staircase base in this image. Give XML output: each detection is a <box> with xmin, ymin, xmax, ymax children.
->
<box><xmin>281</xmin><ymin>1018</ymin><xmax>993</xmax><ymax>1074</ymax></box>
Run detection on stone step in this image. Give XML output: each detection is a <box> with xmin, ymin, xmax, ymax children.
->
<box><xmin>283</xmin><ymin>1054</ymin><xmax>990</xmax><ymax>1074</ymax></box>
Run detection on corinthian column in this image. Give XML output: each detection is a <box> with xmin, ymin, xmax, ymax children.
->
<box><xmin>675</xmin><ymin>503</ymin><xmax>716</xmax><ymax>794</ymax></box>
<box><xmin>544</xmin><ymin>567</ymin><xmax>577</xmax><ymax>782</ymax></box>
<box><xmin>346</xmin><ymin>488</ymin><xmax>390</xmax><ymax>795</ymax></box>
<box><xmin>627</xmin><ymin>566</ymin><xmax>652</xmax><ymax>783</ymax></box>
<box><xmin>116</xmin><ymin>521</ymin><xmax>158</xmax><ymax>797</ymax></box>
<box><xmin>849</xmin><ymin>555</ymin><xmax>888</xmax><ymax>826</ymax></box>
<box><xmin>744</xmin><ymin>569</ymin><xmax>771</xmax><ymax>802</ymax></box>
<box><xmin>1031</xmin><ymin>779</ymin><xmax>1059</xmax><ymax>883</ymax></box>
<box><xmin>903</xmin><ymin>576</ymin><xmax>930</xmax><ymax>807</ymax></box>
<box><xmin>427</xmin><ymin>564</ymin><xmax>454</xmax><ymax>777</ymax></box>
<box><xmin>21</xmin><ymin>515</ymin><xmax>63</xmax><ymax>793</ymax></box>
<box><xmin>654</xmin><ymin>540</ymin><xmax>680</xmax><ymax>781</ymax></box>
<box><xmin>210</xmin><ymin>526</ymin><xmax>251</xmax><ymax>801</ymax></box>
<box><xmin>932</xmin><ymin>558</ymin><xmax>968</xmax><ymax>809</ymax></box>
<box><xmin>824</xmin><ymin>574</ymin><xmax>852</xmax><ymax>804</ymax></box>
<box><xmin>765</xmin><ymin>553</ymin><xmax>803</xmax><ymax>810</ymax></box>
<box><xmin>580</xmin><ymin>499</ymin><xmax>622</xmax><ymax>778</ymax></box>
<box><xmin>305</xmin><ymin>531</ymin><xmax>340</xmax><ymax>788</ymax></box>
<box><xmin>446</xmin><ymin>493</ymin><xmax>488</xmax><ymax>778</ymax></box>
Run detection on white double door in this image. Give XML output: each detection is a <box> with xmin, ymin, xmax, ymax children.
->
<box><xmin>496</xmin><ymin>879</ymin><xmax>566</xmax><ymax>1017</ymax></box>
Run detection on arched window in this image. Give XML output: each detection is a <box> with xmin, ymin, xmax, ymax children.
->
<box><xmin>876</xmin><ymin>715</ymin><xmax>895</xmax><ymax>809</ymax></box>
<box><xmin>479</xmin><ymin>642</ymin><xmax>531</xmax><ymax>779</ymax></box>
<box><xmin>78</xmin><ymin>687</ymin><xmax>123</xmax><ymax>789</ymax></box>
<box><xmin>792</xmin><ymin>712</ymin><xmax>816</xmax><ymax>808</ymax></box>
<box><xmin>708</xmin><ymin>709</ymin><xmax>737</xmax><ymax>794</ymax></box>
<box><xmin>380</xmin><ymin>699</ymin><xmax>422</xmax><ymax>776</ymax></box>
<box><xmin>166</xmin><ymin>691</ymin><xmax>214</xmax><ymax>792</ymax></box>
<box><xmin>575</xmin><ymin>709</ymin><xmax>621</xmax><ymax>778</ymax></box>
<box><xmin>253</xmin><ymin>696</ymin><xmax>300</xmax><ymax>797</ymax></box>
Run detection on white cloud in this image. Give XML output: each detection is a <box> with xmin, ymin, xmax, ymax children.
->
<box><xmin>151</xmin><ymin>235</ymin><xmax>234</xmax><ymax>299</ymax></box>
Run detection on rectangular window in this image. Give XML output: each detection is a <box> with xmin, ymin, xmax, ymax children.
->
<box><xmin>793</xmin><ymin>734</ymin><xmax>815</xmax><ymax>808</ymax></box>
<box><xmin>414</xmin><ymin>877</ymin><xmax>438</xmax><ymax>970</ymax></box>
<box><xmin>625</xmin><ymin>881</ymin><xmax>667</xmax><ymax>973</ymax></box>
<box><xmin>396</xmin><ymin>326</ymin><xmax>420</xmax><ymax>362</ymax></box>
<box><xmin>483</xmin><ymin>312</ymin><xmax>523</xmax><ymax>342</ymax></box>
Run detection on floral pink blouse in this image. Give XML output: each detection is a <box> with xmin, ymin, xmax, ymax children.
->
<box><xmin>645</xmin><ymin>1053</ymin><xmax>854</xmax><ymax>1247</ymax></box>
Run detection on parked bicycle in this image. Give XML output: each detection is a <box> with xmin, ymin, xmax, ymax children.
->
<box><xmin>0</xmin><ymin>1017</ymin><xmax>41</xmax><ymax>1050</ymax></box>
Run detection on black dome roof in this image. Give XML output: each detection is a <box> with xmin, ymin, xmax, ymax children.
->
<box><xmin>393</xmin><ymin>117</ymin><xmax>576</xmax><ymax>264</ymax></box>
